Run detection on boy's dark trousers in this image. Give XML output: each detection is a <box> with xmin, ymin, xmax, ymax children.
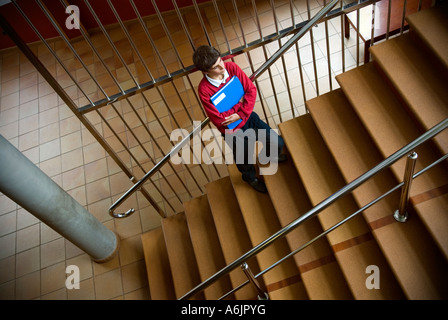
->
<box><xmin>224</xmin><ymin>112</ymin><xmax>284</xmax><ymax>182</ymax></box>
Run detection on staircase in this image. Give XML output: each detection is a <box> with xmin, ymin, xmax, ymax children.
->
<box><xmin>141</xmin><ymin>3</ymin><xmax>448</xmax><ymax>300</ymax></box>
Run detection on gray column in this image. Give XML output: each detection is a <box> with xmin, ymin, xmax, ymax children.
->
<box><xmin>0</xmin><ymin>135</ymin><xmax>119</xmax><ymax>262</ymax></box>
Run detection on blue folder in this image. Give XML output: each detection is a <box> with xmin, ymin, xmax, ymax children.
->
<box><xmin>210</xmin><ymin>75</ymin><xmax>244</xmax><ymax>130</ymax></box>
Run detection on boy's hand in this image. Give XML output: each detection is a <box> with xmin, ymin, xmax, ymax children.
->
<box><xmin>221</xmin><ymin>113</ymin><xmax>241</xmax><ymax>126</ymax></box>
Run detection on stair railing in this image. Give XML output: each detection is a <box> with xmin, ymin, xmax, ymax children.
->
<box><xmin>97</xmin><ymin>0</ymin><xmax>446</xmax><ymax>299</ymax></box>
<box><xmin>394</xmin><ymin>151</ymin><xmax>418</xmax><ymax>222</ymax></box>
<box><xmin>180</xmin><ymin>117</ymin><xmax>448</xmax><ymax>300</ymax></box>
<box><xmin>108</xmin><ymin>0</ymin><xmax>342</xmax><ymax>218</ymax></box>
<box><xmin>224</xmin><ymin>136</ymin><xmax>447</xmax><ymax>300</ymax></box>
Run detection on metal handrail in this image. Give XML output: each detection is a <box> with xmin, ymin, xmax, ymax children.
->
<box><xmin>108</xmin><ymin>118</ymin><xmax>209</xmax><ymax>218</ymax></box>
<box><xmin>212</xmin><ymin>150</ymin><xmax>447</xmax><ymax>299</ymax></box>
<box><xmin>78</xmin><ymin>0</ymin><xmax>379</xmax><ymax>115</ymax></box>
<box><xmin>180</xmin><ymin>117</ymin><xmax>448</xmax><ymax>300</ymax></box>
<box><xmin>108</xmin><ymin>0</ymin><xmax>341</xmax><ymax>218</ymax></box>
<box><xmin>228</xmin><ymin>149</ymin><xmax>448</xmax><ymax>301</ymax></box>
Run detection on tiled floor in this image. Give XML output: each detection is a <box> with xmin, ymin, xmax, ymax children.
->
<box><xmin>0</xmin><ymin>0</ymin><xmax>363</xmax><ymax>299</ymax></box>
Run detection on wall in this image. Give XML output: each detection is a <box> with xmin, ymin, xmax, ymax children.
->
<box><xmin>0</xmin><ymin>0</ymin><xmax>209</xmax><ymax>50</ymax></box>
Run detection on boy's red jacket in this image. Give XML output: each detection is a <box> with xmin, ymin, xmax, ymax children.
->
<box><xmin>197</xmin><ymin>61</ymin><xmax>257</xmax><ymax>134</ymax></box>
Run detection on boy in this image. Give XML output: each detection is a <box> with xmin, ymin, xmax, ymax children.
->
<box><xmin>193</xmin><ymin>45</ymin><xmax>286</xmax><ymax>193</ymax></box>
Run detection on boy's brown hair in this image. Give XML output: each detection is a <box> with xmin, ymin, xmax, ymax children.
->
<box><xmin>193</xmin><ymin>45</ymin><xmax>221</xmax><ymax>72</ymax></box>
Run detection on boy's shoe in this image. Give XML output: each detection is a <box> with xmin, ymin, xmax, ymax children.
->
<box><xmin>276</xmin><ymin>153</ymin><xmax>287</xmax><ymax>163</ymax></box>
<box><xmin>247</xmin><ymin>177</ymin><xmax>268</xmax><ymax>193</ymax></box>
<box><xmin>269</xmin><ymin>153</ymin><xmax>287</xmax><ymax>163</ymax></box>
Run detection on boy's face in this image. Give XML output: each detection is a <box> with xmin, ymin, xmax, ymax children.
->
<box><xmin>205</xmin><ymin>57</ymin><xmax>225</xmax><ymax>79</ymax></box>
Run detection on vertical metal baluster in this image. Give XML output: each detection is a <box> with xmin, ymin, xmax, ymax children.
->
<box><xmin>306</xmin><ymin>0</ymin><xmax>320</xmax><ymax>96</ymax></box>
<box><xmin>386</xmin><ymin>0</ymin><xmax>392</xmax><ymax>40</ymax></box>
<box><xmin>0</xmin><ymin>5</ymin><xmax>165</xmax><ymax>217</ymax></box>
<box><xmin>109</xmin><ymin>99</ymin><xmax>190</xmax><ymax>202</ymax></box>
<box><xmin>130</xmin><ymin>1</ymin><xmax>168</xmax><ymax>75</ymax></box>
<box><xmin>123</xmin><ymin>97</ymin><xmax>195</xmax><ymax>197</ymax></box>
<box><xmin>144</xmin><ymin>89</ymin><xmax>206</xmax><ymax>194</ymax></box>
<box><xmin>171</xmin><ymin>0</ymin><xmax>196</xmax><ymax>50</ymax></box>
<box><xmin>340</xmin><ymin>0</ymin><xmax>346</xmax><ymax>74</ymax></box>
<box><xmin>106</xmin><ymin>0</ymin><xmax>204</xmax><ymax>200</ymax></box>
<box><xmin>356</xmin><ymin>8</ymin><xmax>360</xmax><ymax>66</ymax></box>
<box><xmin>36</xmin><ymin>0</ymin><xmax>109</xmax><ymax>101</ymax></box>
<box><xmin>270</xmin><ymin>0</ymin><xmax>295</xmax><ymax>121</ymax></box>
<box><xmin>96</xmin><ymin>106</ymin><xmax>176</xmax><ymax>213</ymax></box>
<box><xmin>83</xmin><ymin>0</ymin><xmax>140</xmax><ymax>88</ymax></box>
<box><xmin>211</xmin><ymin>0</ymin><xmax>232</xmax><ymax>53</ymax></box>
<box><xmin>192</xmin><ymin>0</ymin><xmax>213</xmax><ymax>46</ymax></box>
<box><xmin>150</xmin><ymin>0</ymin><xmax>214</xmax><ymax>184</ymax></box>
<box><xmin>58</xmin><ymin>0</ymin><xmax>125</xmax><ymax>97</ymax></box>
<box><xmin>290</xmin><ymin>0</ymin><xmax>307</xmax><ymax>115</ymax></box>
<box><xmin>232</xmin><ymin>0</ymin><xmax>270</xmax><ymax>125</ymax></box>
<box><xmin>394</xmin><ymin>152</ymin><xmax>418</xmax><ymax>223</ymax></box>
<box><xmin>231</xmin><ymin>0</ymin><xmax>247</xmax><ymax>48</ymax></box>
<box><xmin>297</xmin><ymin>49</ymin><xmax>308</xmax><ymax>113</ymax></box>
<box><xmin>241</xmin><ymin>263</ymin><xmax>269</xmax><ymax>300</ymax></box>
<box><xmin>172</xmin><ymin>1</ymin><xmax>228</xmax><ymax>171</ymax></box>
<box><xmin>106</xmin><ymin>0</ymin><xmax>153</xmax><ymax>83</ymax></box>
<box><xmin>10</xmin><ymin>0</ymin><xmax>94</xmax><ymax>105</ymax></box>
<box><xmin>289</xmin><ymin>0</ymin><xmax>298</xmax><ymax>117</ymax></box>
<box><xmin>369</xmin><ymin>1</ymin><xmax>376</xmax><ymax>55</ymax></box>
<box><xmin>232</xmin><ymin>0</ymin><xmax>272</xmax><ymax>126</ymax></box>
<box><xmin>145</xmin><ymin>89</ymin><xmax>205</xmax><ymax>194</ymax></box>
<box><xmin>129</xmin><ymin>0</ymin><xmax>180</xmax><ymax>129</ymax></box>
<box><xmin>323</xmin><ymin>0</ymin><xmax>333</xmax><ymax>91</ymax></box>
<box><xmin>158</xmin><ymin>0</ymin><xmax>219</xmax><ymax>185</ymax></box>
<box><xmin>110</xmin><ymin>0</ymin><xmax>194</xmax><ymax>130</ymax></box>
<box><xmin>150</xmin><ymin>0</ymin><xmax>189</xmax><ymax>70</ymax></box>
<box><xmin>146</xmin><ymin>0</ymin><xmax>199</xmax><ymax>109</ymax></box>
<box><xmin>95</xmin><ymin>0</ymin><xmax>190</xmax><ymax>205</ymax></box>
<box><xmin>250</xmin><ymin>3</ymin><xmax>268</xmax><ymax>62</ymax></box>
<box><xmin>229</xmin><ymin>0</ymin><xmax>253</xmax><ymax>71</ymax></box>
<box><xmin>251</xmin><ymin>0</ymin><xmax>281</xmax><ymax>127</ymax></box>
<box><xmin>401</xmin><ymin>0</ymin><xmax>408</xmax><ymax>35</ymax></box>
<box><xmin>170</xmin><ymin>0</ymin><xmax>219</xmax><ymax>126</ymax></box>
<box><xmin>130</xmin><ymin>0</ymin><xmax>214</xmax><ymax>186</ymax></box>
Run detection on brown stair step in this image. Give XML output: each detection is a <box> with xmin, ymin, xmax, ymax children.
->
<box><xmin>141</xmin><ymin>227</ymin><xmax>176</xmax><ymax>300</ymax></box>
<box><xmin>370</xmin><ymin>33</ymin><xmax>448</xmax><ymax>155</ymax></box>
<box><xmin>406</xmin><ymin>1</ymin><xmax>448</xmax><ymax>70</ymax></box>
<box><xmin>279</xmin><ymin>114</ymin><xmax>371</xmax><ymax>242</ymax></box>
<box><xmin>206</xmin><ymin>176</ymin><xmax>261</xmax><ymax>300</ymax></box>
<box><xmin>307</xmin><ymin>88</ymin><xmax>448</xmax><ymax>299</ymax></box>
<box><xmin>184</xmin><ymin>195</ymin><xmax>234</xmax><ymax>299</ymax></box>
<box><xmin>336</xmin><ymin>63</ymin><xmax>448</xmax><ymax>259</ymax></box>
<box><xmin>228</xmin><ymin>164</ymin><xmax>308</xmax><ymax>300</ymax></box>
<box><xmin>279</xmin><ymin>113</ymin><xmax>402</xmax><ymax>299</ymax></box>
<box><xmin>162</xmin><ymin>212</ymin><xmax>204</xmax><ymax>299</ymax></box>
<box><xmin>413</xmin><ymin>193</ymin><xmax>448</xmax><ymax>260</ymax></box>
<box><xmin>262</xmin><ymin>156</ymin><xmax>353</xmax><ymax>299</ymax></box>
